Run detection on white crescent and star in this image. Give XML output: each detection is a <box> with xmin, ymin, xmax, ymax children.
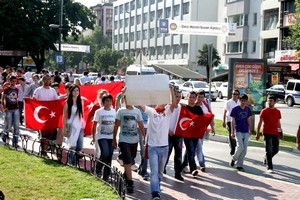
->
<box><xmin>179</xmin><ymin>117</ymin><xmax>194</xmax><ymax>130</ymax></box>
<box><xmin>34</xmin><ymin>106</ymin><xmax>56</xmax><ymax>124</ymax></box>
<box><xmin>81</xmin><ymin>96</ymin><xmax>94</xmax><ymax>111</ymax></box>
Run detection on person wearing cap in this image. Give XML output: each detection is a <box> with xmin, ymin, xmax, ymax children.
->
<box><xmin>16</xmin><ymin>77</ymin><xmax>30</xmax><ymax>125</ymax></box>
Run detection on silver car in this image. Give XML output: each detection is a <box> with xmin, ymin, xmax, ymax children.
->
<box><xmin>179</xmin><ymin>81</ymin><xmax>218</xmax><ymax>101</ymax></box>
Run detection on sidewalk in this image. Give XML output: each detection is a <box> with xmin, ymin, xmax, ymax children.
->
<box><xmin>1</xmin><ymin>116</ymin><xmax>300</xmax><ymax>200</ymax></box>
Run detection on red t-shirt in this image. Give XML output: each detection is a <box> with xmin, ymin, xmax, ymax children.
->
<box><xmin>260</xmin><ymin>107</ymin><xmax>281</xmax><ymax>135</ymax></box>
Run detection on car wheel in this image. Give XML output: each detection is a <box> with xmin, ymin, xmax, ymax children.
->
<box><xmin>286</xmin><ymin>96</ymin><xmax>294</xmax><ymax>107</ymax></box>
<box><xmin>218</xmin><ymin>92</ymin><xmax>223</xmax><ymax>99</ymax></box>
<box><xmin>212</xmin><ymin>98</ymin><xmax>216</xmax><ymax>102</ymax></box>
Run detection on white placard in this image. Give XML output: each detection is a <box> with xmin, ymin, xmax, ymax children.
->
<box><xmin>125</xmin><ymin>74</ymin><xmax>170</xmax><ymax>106</ymax></box>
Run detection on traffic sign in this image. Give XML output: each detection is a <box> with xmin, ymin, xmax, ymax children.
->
<box><xmin>55</xmin><ymin>54</ymin><xmax>64</xmax><ymax>65</ymax></box>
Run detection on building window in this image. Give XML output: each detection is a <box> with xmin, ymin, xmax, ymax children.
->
<box><xmin>174</xmin><ymin>45</ymin><xmax>180</xmax><ymax>54</ymax></box>
<box><xmin>114</xmin><ymin>7</ymin><xmax>118</xmax><ymax>15</ymax></box>
<box><xmin>136</xmin><ymin>31</ymin><xmax>141</xmax><ymax>40</ymax></box>
<box><xmin>150</xmin><ymin>0</ymin><xmax>155</xmax><ymax>5</ymax></box>
<box><xmin>119</xmin><ymin>5</ymin><xmax>123</xmax><ymax>14</ymax></box>
<box><xmin>244</xmin><ymin>14</ymin><xmax>248</xmax><ymax>26</ymax></box>
<box><xmin>114</xmin><ymin>21</ymin><xmax>118</xmax><ymax>30</ymax></box>
<box><xmin>253</xmin><ymin>13</ymin><xmax>257</xmax><ymax>26</ymax></box>
<box><xmin>125</xmin><ymin>3</ymin><xmax>129</xmax><ymax>12</ymax></box>
<box><xmin>158</xmin><ymin>0</ymin><xmax>163</xmax><ymax>2</ymax></box>
<box><xmin>227</xmin><ymin>41</ymin><xmax>243</xmax><ymax>53</ymax></box>
<box><xmin>119</xmin><ymin>35</ymin><xmax>123</xmax><ymax>43</ymax></box>
<box><xmin>125</xmin><ymin>18</ymin><xmax>129</xmax><ymax>27</ymax></box>
<box><xmin>252</xmin><ymin>41</ymin><xmax>256</xmax><ymax>53</ymax></box>
<box><xmin>130</xmin><ymin>16</ymin><xmax>134</xmax><ymax>26</ymax></box>
<box><xmin>143</xmin><ymin>0</ymin><xmax>148</xmax><ymax>6</ymax></box>
<box><xmin>165</xmin><ymin>7</ymin><xmax>171</xmax><ymax>18</ymax></box>
<box><xmin>124</xmin><ymin>33</ymin><xmax>128</xmax><ymax>42</ymax></box>
<box><xmin>150</xmin><ymin>11</ymin><xmax>155</xmax><ymax>22</ymax></box>
<box><xmin>150</xmin><ymin>28</ymin><xmax>155</xmax><ymax>38</ymax></box>
<box><xmin>137</xmin><ymin>0</ymin><xmax>141</xmax><ymax>9</ymax></box>
<box><xmin>130</xmin><ymin>1</ymin><xmax>135</xmax><ymax>10</ymax></box>
<box><xmin>130</xmin><ymin>32</ymin><xmax>134</xmax><ymax>41</ymax></box>
<box><xmin>243</xmin><ymin>42</ymin><xmax>247</xmax><ymax>53</ymax></box>
<box><xmin>263</xmin><ymin>9</ymin><xmax>279</xmax><ymax>30</ymax></box>
<box><xmin>157</xmin><ymin>9</ymin><xmax>163</xmax><ymax>19</ymax></box>
<box><xmin>136</xmin><ymin>15</ymin><xmax>141</xmax><ymax>24</ymax></box>
<box><xmin>183</xmin><ymin>44</ymin><xmax>188</xmax><ymax>54</ymax></box>
<box><xmin>114</xmin><ymin>35</ymin><xmax>117</xmax><ymax>44</ymax></box>
<box><xmin>120</xmin><ymin>19</ymin><xmax>123</xmax><ymax>28</ymax></box>
<box><xmin>166</xmin><ymin>46</ymin><xmax>171</xmax><ymax>54</ymax></box>
<box><xmin>174</xmin><ymin>5</ymin><xmax>180</xmax><ymax>17</ymax></box>
<box><xmin>157</xmin><ymin>31</ymin><xmax>162</xmax><ymax>38</ymax></box>
<box><xmin>157</xmin><ymin>46</ymin><xmax>163</xmax><ymax>56</ymax></box>
<box><xmin>142</xmin><ymin>30</ymin><xmax>148</xmax><ymax>39</ymax></box>
<box><xmin>228</xmin><ymin>14</ymin><xmax>244</xmax><ymax>26</ymax></box>
<box><xmin>183</xmin><ymin>2</ymin><xmax>189</xmax><ymax>15</ymax></box>
<box><xmin>150</xmin><ymin>47</ymin><xmax>156</xmax><ymax>56</ymax></box>
<box><xmin>143</xmin><ymin>13</ymin><xmax>148</xmax><ymax>23</ymax></box>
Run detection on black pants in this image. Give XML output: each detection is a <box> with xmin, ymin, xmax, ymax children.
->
<box><xmin>264</xmin><ymin>134</ymin><xmax>279</xmax><ymax>170</ymax></box>
<box><xmin>164</xmin><ymin>135</ymin><xmax>183</xmax><ymax>175</ymax></box>
<box><xmin>227</xmin><ymin>122</ymin><xmax>236</xmax><ymax>155</ymax></box>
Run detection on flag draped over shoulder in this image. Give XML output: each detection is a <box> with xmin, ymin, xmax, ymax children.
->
<box><xmin>175</xmin><ymin>106</ymin><xmax>214</xmax><ymax>139</ymax></box>
<box><xmin>24</xmin><ymin>98</ymin><xmax>65</xmax><ymax>131</ymax></box>
<box><xmin>79</xmin><ymin>82</ymin><xmax>123</xmax><ymax>135</ymax></box>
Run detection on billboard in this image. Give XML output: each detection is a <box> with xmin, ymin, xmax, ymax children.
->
<box><xmin>228</xmin><ymin>58</ymin><xmax>267</xmax><ymax>114</ymax></box>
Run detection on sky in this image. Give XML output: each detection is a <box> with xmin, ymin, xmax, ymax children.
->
<box><xmin>74</xmin><ymin>0</ymin><xmax>102</xmax><ymax>8</ymax></box>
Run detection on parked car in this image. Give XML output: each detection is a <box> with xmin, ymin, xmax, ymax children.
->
<box><xmin>169</xmin><ymin>79</ymin><xmax>185</xmax><ymax>87</ymax></box>
<box><xmin>266</xmin><ymin>84</ymin><xmax>285</xmax><ymax>102</ymax></box>
<box><xmin>211</xmin><ymin>81</ymin><xmax>223</xmax><ymax>92</ymax></box>
<box><xmin>285</xmin><ymin>79</ymin><xmax>300</xmax><ymax>107</ymax></box>
<box><xmin>179</xmin><ymin>81</ymin><xmax>218</xmax><ymax>101</ymax></box>
<box><xmin>217</xmin><ymin>82</ymin><xmax>228</xmax><ymax>99</ymax></box>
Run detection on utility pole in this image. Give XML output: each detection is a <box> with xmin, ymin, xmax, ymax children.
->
<box><xmin>208</xmin><ymin>43</ymin><xmax>213</xmax><ymax>104</ymax></box>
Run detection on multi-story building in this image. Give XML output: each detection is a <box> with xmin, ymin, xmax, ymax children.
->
<box><xmin>92</xmin><ymin>1</ymin><xmax>115</xmax><ymax>37</ymax></box>
<box><xmin>112</xmin><ymin>0</ymin><xmax>219</xmax><ymax>79</ymax></box>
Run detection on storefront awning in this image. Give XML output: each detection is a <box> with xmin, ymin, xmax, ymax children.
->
<box><xmin>289</xmin><ymin>63</ymin><xmax>299</xmax><ymax>71</ymax></box>
<box><xmin>153</xmin><ymin>64</ymin><xmax>206</xmax><ymax>80</ymax></box>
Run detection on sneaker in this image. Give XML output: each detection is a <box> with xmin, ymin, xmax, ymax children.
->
<box><xmin>192</xmin><ymin>170</ymin><xmax>198</xmax><ymax>177</ymax></box>
<box><xmin>267</xmin><ymin>169</ymin><xmax>274</xmax><ymax>174</ymax></box>
<box><xmin>152</xmin><ymin>191</ymin><xmax>160</xmax><ymax>200</ymax></box>
<box><xmin>183</xmin><ymin>166</ymin><xmax>190</xmax><ymax>173</ymax></box>
<box><xmin>230</xmin><ymin>159</ymin><xmax>235</xmax><ymax>167</ymax></box>
<box><xmin>236</xmin><ymin>167</ymin><xmax>244</xmax><ymax>172</ymax></box>
<box><xmin>131</xmin><ymin>164</ymin><xmax>139</xmax><ymax>171</ymax></box>
<box><xmin>126</xmin><ymin>180</ymin><xmax>134</xmax><ymax>193</ymax></box>
<box><xmin>175</xmin><ymin>174</ymin><xmax>184</xmax><ymax>181</ymax></box>
<box><xmin>200</xmin><ymin>167</ymin><xmax>206</xmax><ymax>172</ymax></box>
<box><xmin>117</xmin><ymin>157</ymin><xmax>124</xmax><ymax>166</ymax></box>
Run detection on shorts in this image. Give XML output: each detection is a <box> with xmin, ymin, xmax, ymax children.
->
<box><xmin>119</xmin><ymin>142</ymin><xmax>138</xmax><ymax>165</ymax></box>
<box><xmin>40</xmin><ymin>128</ymin><xmax>57</xmax><ymax>141</ymax></box>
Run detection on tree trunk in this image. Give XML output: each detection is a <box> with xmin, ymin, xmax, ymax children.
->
<box><xmin>30</xmin><ymin>49</ymin><xmax>45</xmax><ymax>73</ymax></box>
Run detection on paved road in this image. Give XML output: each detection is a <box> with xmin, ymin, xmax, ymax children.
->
<box><xmin>202</xmin><ymin>98</ymin><xmax>299</xmax><ymax>135</ymax></box>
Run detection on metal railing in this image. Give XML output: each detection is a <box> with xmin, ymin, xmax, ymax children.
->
<box><xmin>0</xmin><ymin>132</ymin><xmax>126</xmax><ymax>200</ymax></box>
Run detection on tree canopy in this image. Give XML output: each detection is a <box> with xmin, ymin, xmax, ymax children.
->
<box><xmin>197</xmin><ymin>44</ymin><xmax>221</xmax><ymax>82</ymax></box>
<box><xmin>287</xmin><ymin>0</ymin><xmax>300</xmax><ymax>50</ymax></box>
<box><xmin>0</xmin><ymin>0</ymin><xmax>95</xmax><ymax>72</ymax></box>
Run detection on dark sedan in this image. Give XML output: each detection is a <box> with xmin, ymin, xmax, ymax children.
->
<box><xmin>266</xmin><ymin>84</ymin><xmax>285</xmax><ymax>101</ymax></box>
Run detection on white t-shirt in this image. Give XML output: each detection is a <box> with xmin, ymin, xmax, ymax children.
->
<box><xmin>145</xmin><ymin>105</ymin><xmax>172</xmax><ymax>147</ymax></box>
<box><xmin>199</xmin><ymin>103</ymin><xmax>209</xmax><ymax>114</ymax></box>
<box><xmin>169</xmin><ymin>104</ymin><xmax>181</xmax><ymax>133</ymax></box>
<box><xmin>33</xmin><ymin>87</ymin><xmax>58</xmax><ymax>101</ymax></box>
<box><xmin>224</xmin><ymin>99</ymin><xmax>240</xmax><ymax>122</ymax></box>
<box><xmin>93</xmin><ymin>108</ymin><xmax>116</xmax><ymax>140</ymax></box>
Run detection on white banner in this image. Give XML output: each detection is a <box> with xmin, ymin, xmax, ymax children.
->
<box><xmin>275</xmin><ymin>50</ymin><xmax>299</xmax><ymax>62</ymax></box>
<box><xmin>165</xmin><ymin>20</ymin><xmax>236</xmax><ymax>36</ymax></box>
<box><xmin>125</xmin><ymin>74</ymin><xmax>170</xmax><ymax>106</ymax></box>
<box><xmin>54</xmin><ymin>44</ymin><xmax>90</xmax><ymax>53</ymax></box>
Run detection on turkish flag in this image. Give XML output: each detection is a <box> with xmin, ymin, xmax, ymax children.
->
<box><xmin>175</xmin><ymin>106</ymin><xmax>214</xmax><ymax>139</ymax></box>
<box><xmin>79</xmin><ymin>82</ymin><xmax>123</xmax><ymax>135</ymax></box>
<box><xmin>24</xmin><ymin>98</ymin><xmax>65</xmax><ymax>131</ymax></box>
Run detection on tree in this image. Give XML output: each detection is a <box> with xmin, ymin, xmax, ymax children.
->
<box><xmin>94</xmin><ymin>47</ymin><xmax>123</xmax><ymax>73</ymax></box>
<box><xmin>287</xmin><ymin>0</ymin><xmax>300</xmax><ymax>50</ymax></box>
<box><xmin>197</xmin><ymin>44</ymin><xmax>221</xmax><ymax>82</ymax></box>
<box><xmin>0</xmin><ymin>0</ymin><xmax>95</xmax><ymax>72</ymax></box>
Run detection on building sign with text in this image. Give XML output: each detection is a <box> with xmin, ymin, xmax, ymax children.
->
<box><xmin>229</xmin><ymin>58</ymin><xmax>267</xmax><ymax>114</ymax></box>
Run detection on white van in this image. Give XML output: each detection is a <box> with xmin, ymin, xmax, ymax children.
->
<box><xmin>285</xmin><ymin>79</ymin><xmax>300</xmax><ymax>107</ymax></box>
<box><xmin>126</xmin><ymin>64</ymin><xmax>156</xmax><ymax>75</ymax></box>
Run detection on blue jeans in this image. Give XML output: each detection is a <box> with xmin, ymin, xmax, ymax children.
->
<box><xmin>4</xmin><ymin>109</ymin><xmax>20</xmax><ymax>145</ymax></box>
<box><xmin>264</xmin><ymin>134</ymin><xmax>279</xmax><ymax>170</ymax></box>
<box><xmin>68</xmin><ymin>130</ymin><xmax>84</xmax><ymax>166</ymax></box>
<box><xmin>196</xmin><ymin>138</ymin><xmax>205</xmax><ymax>167</ymax></box>
<box><xmin>96</xmin><ymin>139</ymin><xmax>113</xmax><ymax>179</ymax></box>
<box><xmin>148</xmin><ymin>145</ymin><xmax>168</xmax><ymax>194</ymax></box>
<box><xmin>182</xmin><ymin>138</ymin><xmax>198</xmax><ymax>172</ymax></box>
<box><xmin>233</xmin><ymin>132</ymin><xmax>250</xmax><ymax>168</ymax></box>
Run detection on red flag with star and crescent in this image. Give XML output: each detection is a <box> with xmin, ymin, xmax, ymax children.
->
<box><xmin>175</xmin><ymin>106</ymin><xmax>214</xmax><ymax>139</ymax></box>
<box><xmin>24</xmin><ymin>98</ymin><xmax>65</xmax><ymax>131</ymax></box>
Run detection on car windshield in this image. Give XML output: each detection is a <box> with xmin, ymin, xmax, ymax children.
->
<box><xmin>194</xmin><ymin>82</ymin><xmax>208</xmax><ymax>88</ymax></box>
<box><xmin>175</xmin><ymin>80</ymin><xmax>184</xmax><ymax>85</ymax></box>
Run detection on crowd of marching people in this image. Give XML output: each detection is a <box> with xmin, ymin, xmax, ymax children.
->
<box><xmin>0</xmin><ymin>65</ymin><xmax>284</xmax><ymax>200</ymax></box>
